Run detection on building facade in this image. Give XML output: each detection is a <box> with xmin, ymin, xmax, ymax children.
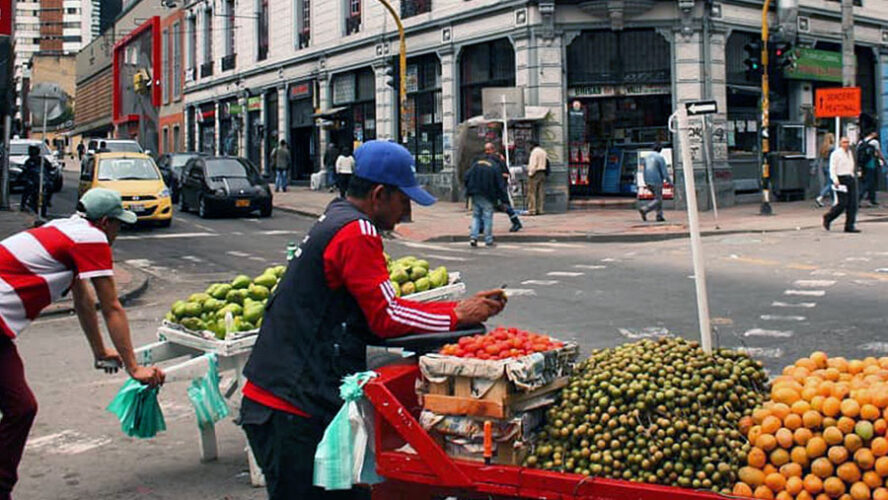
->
<box><xmin>182</xmin><ymin>0</ymin><xmax>888</xmax><ymax>212</ymax></box>
<box><xmin>73</xmin><ymin>0</ymin><xmax>175</xmax><ymax>148</ymax></box>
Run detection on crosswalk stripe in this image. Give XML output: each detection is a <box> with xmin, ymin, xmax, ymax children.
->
<box><xmin>520</xmin><ymin>279</ymin><xmax>559</xmax><ymax>286</ymax></box>
<box><xmin>784</xmin><ymin>290</ymin><xmax>826</xmax><ymax>297</ymax></box>
<box><xmin>574</xmin><ymin>264</ymin><xmax>606</xmax><ymax>270</ymax></box>
<box><xmin>547</xmin><ymin>271</ymin><xmax>584</xmax><ymax>277</ymax></box>
<box><xmin>793</xmin><ymin>280</ymin><xmax>836</xmax><ymax>287</ymax></box>
<box><xmin>734</xmin><ymin>347</ymin><xmax>784</xmax><ymax>358</ymax></box>
<box><xmin>424</xmin><ymin>254</ymin><xmax>468</xmax><ymax>262</ymax></box>
<box><xmin>118</xmin><ymin>232</ymin><xmax>217</xmax><ymax>240</ymax></box>
<box><xmin>771</xmin><ymin>301</ymin><xmax>816</xmax><ymax>308</ymax></box>
<box><xmin>744</xmin><ymin>328</ymin><xmax>794</xmax><ymax>338</ymax></box>
<box><xmin>760</xmin><ymin>315</ymin><xmax>806</xmax><ymax>321</ymax></box>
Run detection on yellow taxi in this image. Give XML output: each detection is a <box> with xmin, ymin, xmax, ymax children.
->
<box><xmin>79</xmin><ymin>152</ymin><xmax>173</xmax><ymax>226</ymax></box>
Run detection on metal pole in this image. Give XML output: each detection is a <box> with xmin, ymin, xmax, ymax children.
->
<box><xmin>702</xmin><ymin>116</ymin><xmax>719</xmax><ymax>227</ymax></box>
<box><xmin>375</xmin><ymin>0</ymin><xmax>406</xmax><ymax>137</ymax></box>
<box><xmin>760</xmin><ymin>0</ymin><xmax>773</xmax><ymax>216</ymax></box>
<box><xmin>1</xmin><ymin>114</ymin><xmax>11</xmax><ymax>209</ymax></box>
<box><xmin>671</xmin><ymin>108</ymin><xmax>713</xmax><ymax>354</ymax></box>
<box><xmin>501</xmin><ymin>95</ymin><xmax>511</xmax><ymax>169</ymax></box>
<box><xmin>38</xmin><ymin>101</ymin><xmax>48</xmax><ymax>221</ymax></box>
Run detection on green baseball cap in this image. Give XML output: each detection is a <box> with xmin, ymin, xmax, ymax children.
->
<box><xmin>79</xmin><ymin>188</ymin><xmax>138</xmax><ymax>224</ymax></box>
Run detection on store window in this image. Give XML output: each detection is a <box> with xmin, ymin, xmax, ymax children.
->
<box><xmin>331</xmin><ymin>68</ymin><xmax>376</xmax><ymax>148</ymax></box>
<box><xmin>257</xmin><ymin>0</ymin><xmax>269</xmax><ymax>60</ymax></box>
<box><xmin>459</xmin><ymin>38</ymin><xmax>515</xmax><ymax>121</ymax></box>
<box><xmin>402</xmin><ymin>54</ymin><xmax>443</xmax><ymax>173</ymax></box>
<box><xmin>726</xmin><ymin>32</ymin><xmax>764</xmax><ymax>158</ymax></box>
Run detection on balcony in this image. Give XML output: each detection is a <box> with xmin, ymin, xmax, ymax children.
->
<box><xmin>200</xmin><ymin>61</ymin><xmax>214</xmax><ymax>78</ymax></box>
<box><xmin>298</xmin><ymin>31</ymin><xmax>310</xmax><ymax>50</ymax></box>
<box><xmin>221</xmin><ymin>54</ymin><xmax>236</xmax><ymax>72</ymax></box>
<box><xmin>400</xmin><ymin>0</ymin><xmax>430</xmax><ymax>18</ymax></box>
<box><xmin>185</xmin><ymin>67</ymin><xmax>197</xmax><ymax>84</ymax></box>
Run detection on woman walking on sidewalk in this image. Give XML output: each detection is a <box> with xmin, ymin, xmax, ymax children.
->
<box><xmin>815</xmin><ymin>133</ymin><xmax>835</xmax><ymax>207</ymax></box>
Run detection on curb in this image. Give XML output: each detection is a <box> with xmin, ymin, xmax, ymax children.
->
<box><xmin>39</xmin><ymin>267</ymin><xmax>151</xmax><ymax>318</ymax></box>
<box><xmin>274</xmin><ymin>204</ymin><xmax>323</xmax><ymax>219</ymax></box>
<box><xmin>422</xmin><ymin>225</ymin><xmax>822</xmax><ymax>244</ymax></box>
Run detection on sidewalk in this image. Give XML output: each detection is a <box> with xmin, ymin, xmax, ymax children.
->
<box><xmin>0</xmin><ymin>209</ymin><xmax>151</xmax><ymax>316</ymax></box>
<box><xmin>272</xmin><ymin>187</ymin><xmax>888</xmax><ymax>243</ymax></box>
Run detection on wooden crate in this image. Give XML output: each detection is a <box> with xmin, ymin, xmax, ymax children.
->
<box><xmin>422</xmin><ymin>376</ymin><xmax>567</xmax><ymax>419</ymax></box>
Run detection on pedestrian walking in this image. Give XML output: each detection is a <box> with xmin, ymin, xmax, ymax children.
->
<box><xmin>465</xmin><ymin>151</ymin><xmax>509</xmax><ymax>247</ymax></box>
<box><xmin>0</xmin><ymin>188</ymin><xmax>164</xmax><ymax>500</ymax></box>
<box><xmin>323</xmin><ymin>143</ymin><xmax>338</xmax><ymax>192</ymax></box>
<box><xmin>815</xmin><ymin>133</ymin><xmax>836</xmax><ymax>207</ymax></box>
<box><xmin>482</xmin><ymin>143</ymin><xmax>522</xmax><ymax>232</ymax></box>
<box><xmin>271</xmin><ymin>140</ymin><xmax>291</xmax><ymax>192</ymax></box>
<box><xmin>19</xmin><ymin>145</ymin><xmax>53</xmax><ymax>217</ymax></box>
<box><xmin>77</xmin><ymin>142</ymin><xmax>85</xmax><ymax>162</ymax></box>
<box><xmin>638</xmin><ymin>143</ymin><xmax>672</xmax><ymax>222</ymax></box>
<box><xmin>857</xmin><ymin>131</ymin><xmax>883</xmax><ymax>207</ymax></box>
<box><xmin>526</xmin><ymin>142</ymin><xmax>547</xmax><ymax>215</ymax></box>
<box><xmin>823</xmin><ymin>136</ymin><xmax>861</xmax><ymax>233</ymax></box>
<box><xmin>239</xmin><ymin>140</ymin><xmax>505</xmax><ymax>500</ymax></box>
<box><xmin>334</xmin><ymin>148</ymin><xmax>355</xmax><ymax>198</ymax></box>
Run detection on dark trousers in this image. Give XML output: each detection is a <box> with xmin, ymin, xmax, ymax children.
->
<box><xmin>0</xmin><ymin>336</ymin><xmax>38</xmax><ymax>498</ymax></box>
<box><xmin>641</xmin><ymin>184</ymin><xmax>665</xmax><ymax>219</ymax></box>
<box><xmin>860</xmin><ymin>166</ymin><xmax>879</xmax><ymax>204</ymax></box>
<box><xmin>240</xmin><ymin>399</ymin><xmax>369</xmax><ymax>500</ymax></box>
<box><xmin>337</xmin><ymin>173</ymin><xmax>352</xmax><ymax>198</ymax></box>
<box><xmin>825</xmin><ymin>175</ymin><xmax>859</xmax><ymax>231</ymax></box>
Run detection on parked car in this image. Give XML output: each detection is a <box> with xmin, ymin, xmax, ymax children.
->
<box><xmin>178</xmin><ymin>157</ymin><xmax>272</xmax><ymax>219</ymax></box>
<box><xmin>86</xmin><ymin>139</ymin><xmax>144</xmax><ymax>154</ymax></box>
<box><xmin>79</xmin><ymin>152</ymin><xmax>172</xmax><ymax>227</ymax></box>
<box><xmin>8</xmin><ymin>139</ymin><xmax>63</xmax><ymax>192</ymax></box>
<box><xmin>156</xmin><ymin>152</ymin><xmax>205</xmax><ymax>203</ymax></box>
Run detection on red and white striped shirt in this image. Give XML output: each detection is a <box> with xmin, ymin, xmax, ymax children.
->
<box><xmin>0</xmin><ymin>215</ymin><xmax>114</xmax><ymax>338</ymax></box>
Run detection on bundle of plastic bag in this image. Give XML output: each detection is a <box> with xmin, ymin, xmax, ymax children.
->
<box><xmin>186</xmin><ymin>353</ymin><xmax>229</xmax><ymax>428</ymax></box>
<box><xmin>107</xmin><ymin>379</ymin><xmax>166</xmax><ymax>439</ymax></box>
<box><xmin>314</xmin><ymin>371</ymin><xmax>383</xmax><ymax>490</ymax></box>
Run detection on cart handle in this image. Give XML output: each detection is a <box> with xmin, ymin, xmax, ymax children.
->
<box><xmin>378</xmin><ymin>324</ymin><xmax>485</xmax><ymax>350</ymax></box>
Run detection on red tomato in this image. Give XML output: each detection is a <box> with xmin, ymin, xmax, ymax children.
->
<box><xmin>484</xmin><ymin>344</ymin><xmax>499</xmax><ymax>355</ymax></box>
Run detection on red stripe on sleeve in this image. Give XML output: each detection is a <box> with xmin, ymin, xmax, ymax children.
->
<box><xmin>0</xmin><ymin>246</ymin><xmax>52</xmax><ymax>320</ymax></box>
<box><xmin>242</xmin><ymin>381</ymin><xmax>311</xmax><ymax>418</ymax></box>
<box><xmin>324</xmin><ymin>220</ymin><xmax>458</xmax><ymax>338</ymax></box>
<box><xmin>68</xmin><ymin>242</ymin><xmax>113</xmax><ymax>277</ymax></box>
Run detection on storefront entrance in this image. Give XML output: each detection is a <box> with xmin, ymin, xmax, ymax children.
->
<box><xmin>198</xmin><ymin>104</ymin><xmax>216</xmax><ymax>155</ymax></box>
<box><xmin>246</xmin><ymin>96</ymin><xmax>262</xmax><ymax>168</ymax></box>
<box><xmin>289</xmin><ymin>81</ymin><xmax>317</xmax><ymax>180</ymax></box>
<box><xmin>566</xmin><ymin>29</ymin><xmax>672</xmax><ymax>198</ymax></box>
<box><xmin>330</xmin><ymin>68</ymin><xmax>376</xmax><ymax>152</ymax></box>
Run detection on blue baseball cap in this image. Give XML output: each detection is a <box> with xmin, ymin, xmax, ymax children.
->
<box><xmin>353</xmin><ymin>141</ymin><xmax>436</xmax><ymax>206</ymax></box>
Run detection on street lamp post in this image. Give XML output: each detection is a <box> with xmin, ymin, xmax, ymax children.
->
<box><xmin>375</xmin><ymin>0</ymin><xmax>407</xmax><ymax>138</ymax></box>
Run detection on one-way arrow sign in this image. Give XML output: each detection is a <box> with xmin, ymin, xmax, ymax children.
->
<box><xmin>685</xmin><ymin>100</ymin><xmax>718</xmax><ymax>116</ymax></box>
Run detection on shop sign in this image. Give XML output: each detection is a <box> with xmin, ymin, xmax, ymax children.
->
<box><xmin>228</xmin><ymin>103</ymin><xmax>243</xmax><ymax>115</ymax></box>
<box><xmin>200</xmin><ymin>108</ymin><xmax>216</xmax><ymax>121</ymax></box>
<box><xmin>247</xmin><ymin>96</ymin><xmax>262</xmax><ymax>112</ymax></box>
<box><xmin>784</xmin><ymin>48</ymin><xmax>842</xmax><ymax>83</ymax></box>
<box><xmin>0</xmin><ymin>0</ymin><xmax>12</xmax><ymax>37</ymax></box>
<box><xmin>815</xmin><ymin>87</ymin><xmax>861</xmax><ymax>118</ymax></box>
<box><xmin>568</xmin><ymin>84</ymin><xmax>670</xmax><ymax>98</ymax></box>
<box><xmin>332</xmin><ymin>74</ymin><xmax>356</xmax><ymax>105</ymax></box>
<box><xmin>290</xmin><ymin>82</ymin><xmax>312</xmax><ymax>100</ymax></box>
<box><xmin>406</xmin><ymin>65</ymin><xmax>419</xmax><ymax>93</ymax></box>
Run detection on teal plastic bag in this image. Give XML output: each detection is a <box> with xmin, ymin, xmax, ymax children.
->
<box><xmin>186</xmin><ymin>353</ymin><xmax>230</xmax><ymax>428</ymax></box>
<box><xmin>107</xmin><ymin>378</ymin><xmax>166</xmax><ymax>439</ymax></box>
<box><xmin>313</xmin><ymin>371</ymin><xmax>383</xmax><ymax>490</ymax></box>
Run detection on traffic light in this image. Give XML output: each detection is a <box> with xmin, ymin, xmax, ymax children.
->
<box><xmin>743</xmin><ymin>40</ymin><xmax>763</xmax><ymax>80</ymax></box>
<box><xmin>772</xmin><ymin>40</ymin><xmax>796</xmax><ymax>71</ymax></box>
<box><xmin>384</xmin><ymin>66</ymin><xmax>395</xmax><ymax>89</ymax></box>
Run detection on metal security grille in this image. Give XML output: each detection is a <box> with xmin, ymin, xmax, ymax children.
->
<box><xmin>567</xmin><ymin>29</ymin><xmax>670</xmax><ymax>86</ymax></box>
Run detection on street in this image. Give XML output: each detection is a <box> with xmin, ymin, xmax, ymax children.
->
<box><xmin>8</xmin><ymin>169</ymin><xmax>888</xmax><ymax>499</ymax></box>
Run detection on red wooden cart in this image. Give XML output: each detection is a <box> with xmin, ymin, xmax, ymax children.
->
<box><xmin>364</xmin><ymin>363</ymin><xmax>727</xmax><ymax>500</ymax></box>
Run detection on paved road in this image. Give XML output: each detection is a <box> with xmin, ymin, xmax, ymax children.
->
<box><xmin>10</xmin><ymin>170</ymin><xmax>888</xmax><ymax>499</ymax></box>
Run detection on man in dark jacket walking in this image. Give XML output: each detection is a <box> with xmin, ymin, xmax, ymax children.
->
<box><xmin>483</xmin><ymin>143</ymin><xmax>522</xmax><ymax>233</ymax></box>
<box><xmin>465</xmin><ymin>153</ymin><xmax>508</xmax><ymax>247</ymax></box>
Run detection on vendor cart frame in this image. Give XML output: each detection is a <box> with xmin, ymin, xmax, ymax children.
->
<box><xmin>364</xmin><ymin>364</ymin><xmax>726</xmax><ymax>500</ymax></box>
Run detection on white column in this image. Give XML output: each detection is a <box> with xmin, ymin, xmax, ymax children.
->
<box><xmin>374</xmin><ymin>61</ymin><xmax>395</xmax><ymax>141</ymax></box>
<box><xmin>438</xmin><ymin>47</ymin><xmax>457</xmax><ymax>199</ymax></box>
<box><xmin>214</xmin><ymin>101</ymin><xmax>221</xmax><ymax>155</ymax></box>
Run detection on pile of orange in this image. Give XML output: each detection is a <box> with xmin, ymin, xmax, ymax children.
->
<box><xmin>733</xmin><ymin>352</ymin><xmax>888</xmax><ymax>500</ymax></box>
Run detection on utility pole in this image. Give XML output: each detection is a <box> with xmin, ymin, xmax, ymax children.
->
<box><xmin>840</xmin><ymin>0</ymin><xmax>855</xmax><ymax>140</ymax></box>
<box><xmin>375</xmin><ymin>0</ymin><xmax>407</xmax><ymax>138</ymax></box>
<box><xmin>759</xmin><ymin>0</ymin><xmax>773</xmax><ymax>215</ymax></box>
